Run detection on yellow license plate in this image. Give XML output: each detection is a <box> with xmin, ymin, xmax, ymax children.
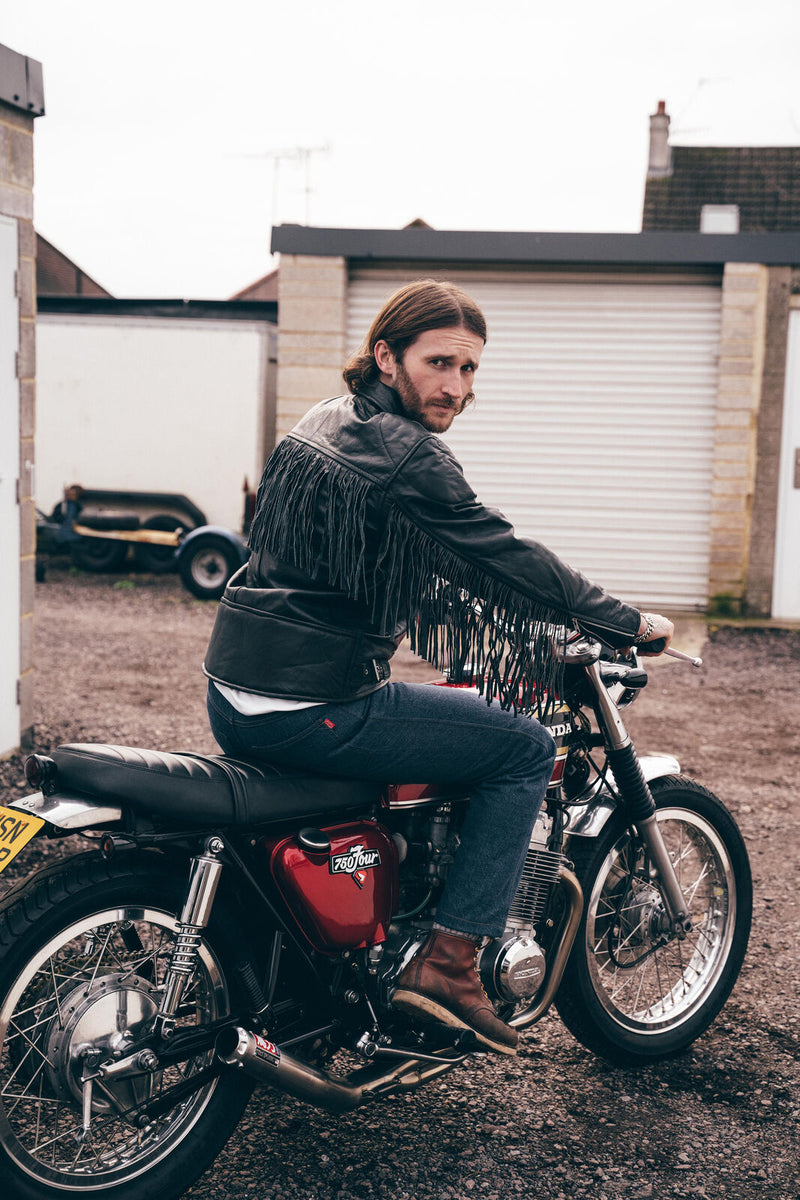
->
<box><xmin>0</xmin><ymin>805</ymin><xmax>45</xmax><ymax>874</ymax></box>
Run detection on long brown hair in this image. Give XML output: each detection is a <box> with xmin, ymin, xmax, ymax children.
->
<box><xmin>343</xmin><ymin>279</ymin><xmax>487</xmax><ymax>393</ymax></box>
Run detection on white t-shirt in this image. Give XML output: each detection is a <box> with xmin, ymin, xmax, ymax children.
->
<box><xmin>213</xmin><ymin>681</ymin><xmax>322</xmax><ymax>716</ymax></box>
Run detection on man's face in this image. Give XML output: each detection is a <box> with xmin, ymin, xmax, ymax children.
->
<box><xmin>375</xmin><ymin>326</ymin><xmax>484</xmax><ymax>433</ymax></box>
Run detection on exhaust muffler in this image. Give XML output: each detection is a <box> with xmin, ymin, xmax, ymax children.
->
<box><xmin>216</xmin><ymin>1026</ymin><xmax>465</xmax><ymax>1113</ymax></box>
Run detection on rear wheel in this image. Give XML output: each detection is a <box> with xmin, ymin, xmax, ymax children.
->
<box><xmin>0</xmin><ymin>853</ymin><xmax>253</xmax><ymax>1199</ymax></box>
<box><xmin>555</xmin><ymin>777</ymin><xmax>752</xmax><ymax>1064</ymax></box>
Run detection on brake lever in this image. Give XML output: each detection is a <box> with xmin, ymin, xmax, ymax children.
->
<box><xmin>637</xmin><ymin>636</ymin><xmax>703</xmax><ymax>668</ymax></box>
<box><xmin>664</xmin><ymin>647</ymin><xmax>703</xmax><ymax>668</ymax></box>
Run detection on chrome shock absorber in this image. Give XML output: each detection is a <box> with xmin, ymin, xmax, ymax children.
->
<box><xmin>155</xmin><ymin>837</ymin><xmax>225</xmax><ymax>1037</ymax></box>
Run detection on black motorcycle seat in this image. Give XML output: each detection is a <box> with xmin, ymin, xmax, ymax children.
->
<box><xmin>52</xmin><ymin>743</ymin><xmax>384</xmax><ymax>826</ymax></box>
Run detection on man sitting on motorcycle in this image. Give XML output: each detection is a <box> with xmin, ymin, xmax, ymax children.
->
<box><xmin>203</xmin><ymin>279</ymin><xmax>673</xmax><ymax>1056</ymax></box>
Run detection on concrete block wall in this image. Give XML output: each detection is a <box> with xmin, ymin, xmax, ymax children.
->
<box><xmin>707</xmin><ymin>262</ymin><xmax>769</xmax><ymax>612</ymax></box>
<box><xmin>0</xmin><ymin>98</ymin><xmax>36</xmax><ymax>749</ymax></box>
<box><xmin>275</xmin><ymin>255</ymin><xmax>347</xmax><ymax>442</ymax></box>
<box><xmin>744</xmin><ymin>267</ymin><xmax>792</xmax><ymax>616</ymax></box>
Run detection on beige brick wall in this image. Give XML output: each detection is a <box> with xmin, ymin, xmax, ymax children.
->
<box><xmin>707</xmin><ymin>262</ymin><xmax>769</xmax><ymax>611</ymax></box>
<box><xmin>744</xmin><ymin>268</ymin><xmax>792</xmax><ymax>616</ymax></box>
<box><xmin>275</xmin><ymin>256</ymin><xmax>347</xmax><ymax>441</ymax></box>
<box><xmin>0</xmin><ymin>99</ymin><xmax>37</xmax><ymax>750</ymax></box>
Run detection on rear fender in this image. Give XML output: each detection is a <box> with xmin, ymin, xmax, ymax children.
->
<box><xmin>9</xmin><ymin>790</ymin><xmax>123</xmax><ymax>832</ymax></box>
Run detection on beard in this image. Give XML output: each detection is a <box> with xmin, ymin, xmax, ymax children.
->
<box><xmin>394</xmin><ymin>363</ymin><xmax>467</xmax><ymax>433</ymax></box>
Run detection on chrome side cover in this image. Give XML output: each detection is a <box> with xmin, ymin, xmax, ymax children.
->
<box><xmin>564</xmin><ymin>753</ymin><xmax>681</xmax><ymax>838</ymax></box>
<box><xmin>10</xmin><ymin>790</ymin><xmax>123</xmax><ymax>831</ymax></box>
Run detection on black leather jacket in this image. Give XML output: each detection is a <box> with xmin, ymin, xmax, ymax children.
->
<box><xmin>204</xmin><ymin>379</ymin><xmax>641</xmax><ymax>709</ymax></box>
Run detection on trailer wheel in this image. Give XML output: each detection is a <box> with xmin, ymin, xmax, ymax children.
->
<box><xmin>134</xmin><ymin>515</ymin><xmax>183</xmax><ymax>574</ymax></box>
<box><xmin>70</xmin><ymin>537</ymin><xmax>129</xmax><ymax>573</ymax></box>
<box><xmin>179</xmin><ymin>536</ymin><xmax>239</xmax><ymax>600</ymax></box>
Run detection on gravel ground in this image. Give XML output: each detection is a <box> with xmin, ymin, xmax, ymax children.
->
<box><xmin>1</xmin><ymin>566</ymin><xmax>799</xmax><ymax>1200</ymax></box>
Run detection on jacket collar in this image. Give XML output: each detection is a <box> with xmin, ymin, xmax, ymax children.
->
<box><xmin>355</xmin><ymin>377</ymin><xmax>406</xmax><ymax>418</ymax></box>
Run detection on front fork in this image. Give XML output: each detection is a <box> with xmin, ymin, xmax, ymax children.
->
<box><xmin>154</xmin><ymin>837</ymin><xmax>225</xmax><ymax>1038</ymax></box>
<box><xmin>586</xmin><ymin>661</ymin><xmax>692</xmax><ymax>936</ymax></box>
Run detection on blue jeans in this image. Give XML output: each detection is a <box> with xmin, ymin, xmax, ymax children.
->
<box><xmin>207</xmin><ymin>681</ymin><xmax>556</xmax><ymax>938</ymax></box>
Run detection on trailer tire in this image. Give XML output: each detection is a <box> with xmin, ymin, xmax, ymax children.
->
<box><xmin>179</xmin><ymin>535</ymin><xmax>239</xmax><ymax>600</ymax></box>
<box><xmin>70</xmin><ymin>537</ymin><xmax>129</xmax><ymax>573</ymax></box>
<box><xmin>134</xmin><ymin>515</ymin><xmax>183</xmax><ymax>573</ymax></box>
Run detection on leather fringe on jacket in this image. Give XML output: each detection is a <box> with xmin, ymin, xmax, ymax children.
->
<box><xmin>204</xmin><ymin>381</ymin><xmax>641</xmax><ymax>717</ymax></box>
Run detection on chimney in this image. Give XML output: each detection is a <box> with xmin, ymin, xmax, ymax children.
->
<box><xmin>647</xmin><ymin>100</ymin><xmax>672</xmax><ymax>178</ymax></box>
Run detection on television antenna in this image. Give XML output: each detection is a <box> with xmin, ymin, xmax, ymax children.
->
<box><xmin>236</xmin><ymin>143</ymin><xmax>330</xmax><ymax>228</ymax></box>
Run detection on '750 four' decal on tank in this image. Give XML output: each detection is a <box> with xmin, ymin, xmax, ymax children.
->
<box><xmin>329</xmin><ymin>843</ymin><xmax>382</xmax><ymax>889</ymax></box>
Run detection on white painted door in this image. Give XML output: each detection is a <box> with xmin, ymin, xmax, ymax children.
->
<box><xmin>0</xmin><ymin>215</ymin><xmax>20</xmax><ymax>755</ymax></box>
<box><xmin>772</xmin><ymin>309</ymin><xmax>800</xmax><ymax>619</ymax></box>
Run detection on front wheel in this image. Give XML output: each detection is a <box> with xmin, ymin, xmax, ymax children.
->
<box><xmin>555</xmin><ymin>776</ymin><xmax>752</xmax><ymax>1065</ymax></box>
<box><xmin>0</xmin><ymin>853</ymin><xmax>253</xmax><ymax>1200</ymax></box>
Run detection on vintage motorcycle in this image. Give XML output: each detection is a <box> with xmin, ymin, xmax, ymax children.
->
<box><xmin>0</xmin><ymin>632</ymin><xmax>752</xmax><ymax>1200</ymax></box>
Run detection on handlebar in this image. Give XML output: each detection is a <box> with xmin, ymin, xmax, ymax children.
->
<box><xmin>637</xmin><ymin>636</ymin><xmax>668</xmax><ymax>656</ymax></box>
<box><xmin>563</xmin><ymin>632</ymin><xmax>702</xmax><ymax>668</ymax></box>
<box><xmin>639</xmin><ymin>639</ymin><xmax>703</xmax><ymax>668</ymax></box>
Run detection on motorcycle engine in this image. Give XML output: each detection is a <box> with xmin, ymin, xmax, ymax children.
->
<box><xmin>479</xmin><ymin>932</ymin><xmax>547</xmax><ymax>1002</ymax></box>
<box><xmin>478</xmin><ymin>807</ymin><xmax>559</xmax><ymax>1003</ymax></box>
<box><xmin>377</xmin><ymin>799</ymin><xmax>559</xmax><ymax>1010</ymax></box>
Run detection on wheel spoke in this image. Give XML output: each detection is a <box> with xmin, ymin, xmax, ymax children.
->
<box><xmin>582</xmin><ymin>800</ymin><xmax>742</xmax><ymax>1034</ymax></box>
<box><xmin>85</xmin><ymin>924</ymin><xmax>115</xmax><ymax>991</ymax></box>
<box><xmin>3</xmin><ymin>1052</ymin><xmax>51</xmax><ymax>1115</ymax></box>
<box><xmin>683</xmin><ymin>860</ymin><xmax>711</xmax><ymax>907</ymax></box>
<box><xmin>48</xmin><ymin>956</ymin><xmax>67</xmax><ymax>1029</ymax></box>
<box><xmin>0</xmin><ymin>902</ymin><xmax>228</xmax><ymax>1186</ymax></box>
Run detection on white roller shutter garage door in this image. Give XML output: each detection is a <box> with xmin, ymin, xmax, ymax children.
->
<box><xmin>347</xmin><ymin>270</ymin><xmax>721</xmax><ymax>609</ymax></box>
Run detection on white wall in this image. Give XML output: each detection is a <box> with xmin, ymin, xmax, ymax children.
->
<box><xmin>36</xmin><ymin>314</ymin><xmax>274</xmax><ymax>531</ymax></box>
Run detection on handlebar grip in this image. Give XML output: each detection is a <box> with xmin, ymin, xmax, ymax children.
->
<box><xmin>638</xmin><ymin>636</ymin><xmax>668</xmax><ymax>655</ymax></box>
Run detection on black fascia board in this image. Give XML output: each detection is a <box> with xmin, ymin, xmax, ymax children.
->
<box><xmin>36</xmin><ymin>297</ymin><xmax>277</xmax><ymax>323</ymax></box>
<box><xmin>271</xmin><ymin>224</ymin><xmax>800</xmax><ymax>267</ymax></box>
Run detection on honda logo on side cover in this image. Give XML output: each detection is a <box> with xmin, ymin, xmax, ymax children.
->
<box><xmin>329</xmin><ymin>843</ymin><xmax>381</xmax><ymax>889</ymax></box>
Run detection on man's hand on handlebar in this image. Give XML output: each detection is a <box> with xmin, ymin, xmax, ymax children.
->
<box><xmin>634</xmin><ymin>612</ymin><xmax>674</xmax><ymax>656</ymax></box>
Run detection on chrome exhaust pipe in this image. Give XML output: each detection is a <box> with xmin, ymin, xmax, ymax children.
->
<box><xmin>217</xmin><ymin>1027</ymin><xmax>365</xmax><ymax>1111</ymax></box>
<box><xmin>509</xmin><ymin>865</ymin><xmax>583</xmax><ymax>1030</ymax></box>
<box><xmin>216</xmin><ymin>1027</ymin><xmax>466</xmax><ymax>1113</ymax></box>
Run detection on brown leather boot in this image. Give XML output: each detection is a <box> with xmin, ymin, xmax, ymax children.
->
<box><xmin>392</xmin><ymin>931</ymin><xmax>518</xmax><ymax>1056</ymax></box>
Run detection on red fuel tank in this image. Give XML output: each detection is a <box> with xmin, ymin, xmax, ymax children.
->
<box><xmin>265</xmin><ymin>822</ymin><xmax>398</xmax><ymax>954</ymax></box>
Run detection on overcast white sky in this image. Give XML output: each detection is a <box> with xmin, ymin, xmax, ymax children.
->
<box><xmin>4</xmin><ymin>0</ymin><xmax>800</xmax><ymax>299</ymax></box>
